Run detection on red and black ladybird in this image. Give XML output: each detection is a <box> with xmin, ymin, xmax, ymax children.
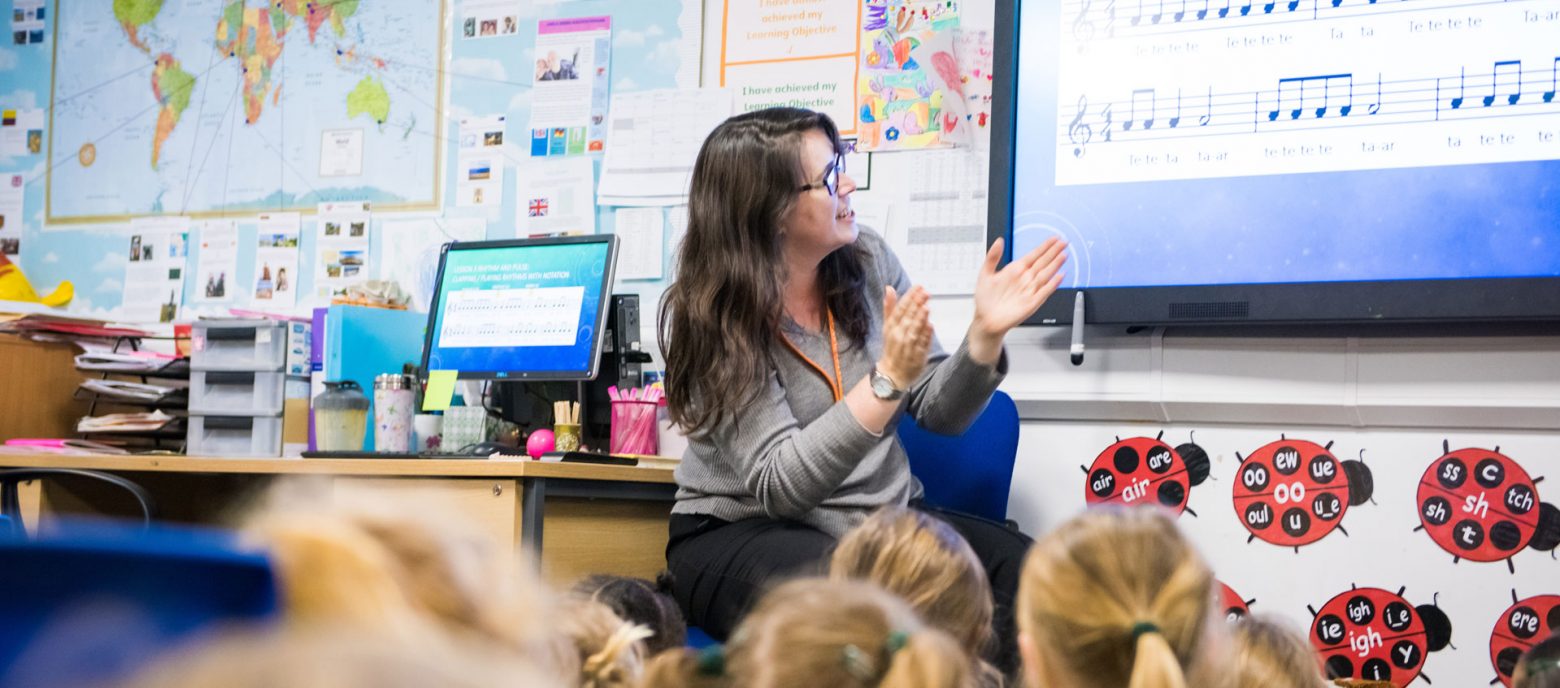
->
<box><xmin>1218</xmin><ymin>580</ymin><xmax>1256</xmax><ymax>623</ymax></box>
<box><xmin>1490</xmin><ymin>591</ymin><xmax>1560</xmax><ymax>687</ymax></box>
<box><xmin>1232</xmin><ymin>436</ymin><xmax>1373</xmax><ymax>551</ymax></box>
<box><xmin>1414</xmin><ymin>442</ymin><xmax>1560</xmax><ymax>572</ymax></box>
<box><xmin>1309</xmin><ymin>585</ymin><xmax>1453</xmax><ymax>687</ymax></box>
<box><xmin>1082</xmin><ymin>432</ymin><xmax>1211</xmax><ymax>516</ymax></box>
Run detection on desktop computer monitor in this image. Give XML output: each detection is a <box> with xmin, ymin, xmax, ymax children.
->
<box><xmin>420</xmin><ymin>235</ymin><xmax>618</xmax><ymax>381</ymax></box>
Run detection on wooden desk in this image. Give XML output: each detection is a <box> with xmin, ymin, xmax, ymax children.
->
<box><xmin>0</xmin><ymin>453</ymin><xmax>677</xmax><ymax>584</ymax></box>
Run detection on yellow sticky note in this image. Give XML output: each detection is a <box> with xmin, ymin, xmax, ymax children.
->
<box><xmin>422</xmin><ymin>370</ymin><xmax>458</xmax><ymax>411</ymax></box>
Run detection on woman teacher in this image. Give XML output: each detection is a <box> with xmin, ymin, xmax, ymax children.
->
<box><xmin>660</xmin><ymin>107</ymin><xmax>1068</xmax><ymax>671</ymax></box>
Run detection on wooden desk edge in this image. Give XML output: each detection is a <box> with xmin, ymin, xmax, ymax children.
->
<box><xmin>0</xmin><ymin>453</ymin><xmax>678</xmax><ymax>484</ymax></box>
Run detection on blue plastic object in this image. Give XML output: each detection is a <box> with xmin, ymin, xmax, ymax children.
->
<box><xmin>896</xmin><ymin>390</ymin><xmax>1021</xmax><ymax>522</ymax></box>
<box><xmin>0</xmin><ymin>520</ymin><xmax>279</xmax><ymax>688</ymax></box>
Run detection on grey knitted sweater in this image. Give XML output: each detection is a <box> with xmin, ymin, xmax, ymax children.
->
<box><xmin>671</xmin><ymin>229</ymin><xmax>1008</xmax><ymax>537</ymax></box>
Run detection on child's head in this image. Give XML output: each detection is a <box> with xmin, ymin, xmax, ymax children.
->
<box><xmin>549</xmin><ymin>597</ymin><xmax>651</xmax><ymax>688</ymax></box>
<box><xmin>571</xmin><ymin>573</ymin><xmax>686</xmax><ymax>655</ymax></box>
<box><xmin>121</xmin><ymin>625</ymin><xmax>561</xmax><ymax>688</ymax></box>
<box><xmin>1016</xmin><ymin>507</ymin><xmax>1225</xmax><ymax>688</ymax></box>
<box><xmin>241</xmin><ymin>480</ymin><xmax>551</xmax><ymax>655</ymax></box>
<box><xmin>642</xmin><ymin>578</ymin><xmax>975</xmax><ymax>688</ymax></box>
<box><xmin>1230</xmin><ymin>615</ymin><xmax>1327</xmax><ymax>688</ymax></box>
<box><xmin>1515</xmin><ymin>633</ymin><xmax>1560</xmax><ymax>688</ymax></box>
<box><xmin>828</xmin><ymin>507</ymin><xmax>993</xmax><ymax>657</ymax></box>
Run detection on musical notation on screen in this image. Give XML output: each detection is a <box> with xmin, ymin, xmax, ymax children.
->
<box><xmin>1052</xmin><ymin>0</ymin><xmax>1560</xmax><ymax>185</ymax></box>
<box><xmin>438</xmin><ymin>286</ymin><xmax>585</xmax><ymax>349</ymax></box>
<box><xmin>1067</xmin><ymin>0</ymin><xmax>1535</xmax><ymax>40</ymax></box>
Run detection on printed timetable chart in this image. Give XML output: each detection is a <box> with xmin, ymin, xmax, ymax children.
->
<box><xmin>1054</xmin><ymin>0</ymin><xmax>1560</xmax><ymax>185</ymax></box>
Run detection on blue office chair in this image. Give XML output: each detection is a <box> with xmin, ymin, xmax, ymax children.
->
<box><xmin>897</xmin><ymin>389</ymin><xmax>1021</xmax><ymax>523</ymax></box>
<box><xmin>0</xmin><ymin>520</ymin><xmax>279</xmax><ymax>688</ymax></box>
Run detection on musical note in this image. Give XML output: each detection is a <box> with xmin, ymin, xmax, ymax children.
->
<box><xmin>1125</xmin><ymin>89</ymin><xmax>1157</xmax><ymax>130</ymax></box>
<box><xmin>1168</xmin><ymin>89</ymin><xmax>1183</xmax><ymax>127</ymax></box>
<box><xmin>1322</xmin><ymin>74</ymin><xmax>1354</xmax><ymax>117</ymax></box>
<box><xmin>1219</xmin><ymin>0</ymin><xmax>1232</xmax><ymax>17</ymax></box>
<box><xmin>1173</xmin><ymin>0</ymin><xmax>1187</xmax><ymax>22</ymax></box>
<box><xmin>1072</xmin><ymin>0</ymin><xmax>1095</xmax><ymax>40</ymax></box>
<box><xmin>1240</xmin><ymin>0</ymin><xmax>1253</xmax><ymax>16</ymax></box>
<box><xmin>1482</xmin><ymin>60</ymin><xmax>1522</xmax><ymax>107</ymax></box>
<box><xmin>1368</xmin><ymin>74</ymin><xmax>1382</xmax><ymax>114</ymax></box>
<box><xmin>1547</xmin><ymin>58</ymin><xmax>1559</xmax><ymax>104</ymax></box>
<box><xmin>1198</xmin><ymin>87</ymin><xmax>1213</xmax><ymax>126</ymax></box>
<box><xmin>1263</xmin><ymin>0</ymin><xmax>1276</xmax><ymax>13</ymax></box>
<box><xmin>1131</xmin><ymin>0</ymin><xmax>1145</xmax><ymax>25</ymax></box>
<box><xmin>1150</xmin><ymin>0</ymin><xmax>1165</xmax><ymax>23</ymax></box>
<box><xmin>1287</xmin><ymin>0</ymin><xmax>1301</xmax><ymax>10</ymax></box>
<box><xmin>1197</xmin><ymin>0</ymin><xmax>1210</xmax><ymax>19</ymax></box>
<box><xmin>1267</xmin><ymin>74</ymin><xmax>1352</xmax><ymax>121</ymax></box>
<box><xmin>1068</xmin><ymin>95</ymin><xmax>1093</xmax><ymax>157</ymax></box>
<box><xmin>1449</xmin><ymin>67</ymin><xmax>1466</xmax><ymax>109</ymax></box>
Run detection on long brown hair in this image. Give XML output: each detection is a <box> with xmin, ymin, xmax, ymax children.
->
<box><xmin>640</xmin><ymin>578</ymin><xmax>975</xmax><ymax>688</ymax></box>
<box><xmin>659</xmin><ymin>107</ymin><xmax>869</xmax><ymax>434</ymax></box>
<box><xmin>1016</xmin><ymin>507</ymin><xmax>1225</xmax><ymax>688</ymax></box>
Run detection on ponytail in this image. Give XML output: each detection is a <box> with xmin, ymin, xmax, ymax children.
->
<box><xmin>1127</xmin><ymin>628</ymin><xmax>1188</xmax><ymax>688</ymax></box>
<box><xmin>879</xmin><ymin>631</ymin><xmax>976</xmax><ymax>688</ymax></box>
<box><xmin>580</xmin><ymin>622</ymin><xmax>652</xmax><ymax>688</ymax></box>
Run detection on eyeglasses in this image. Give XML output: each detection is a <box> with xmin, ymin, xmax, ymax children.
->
<box><xmin>798</xmin><ymin>154</ymin><xmax>845</xmax><ymax>197</ymax></box>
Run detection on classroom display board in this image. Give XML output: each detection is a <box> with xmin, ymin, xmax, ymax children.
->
<box><xmin>0</xmin><ymin>0</ymin><xmax>691</xmax><ymax>318</ymax></box>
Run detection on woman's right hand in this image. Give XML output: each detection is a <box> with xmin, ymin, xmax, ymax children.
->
<box><xmin>878</xmin><ymin>285</ymin><xmax>933</xmax><ymax>390</ymax></box>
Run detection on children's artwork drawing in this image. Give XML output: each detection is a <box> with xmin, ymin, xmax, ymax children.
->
<box><xmin>857</xmin><ymin>0</ymin><xmax>969</xmax><ymax>151</ymax></box>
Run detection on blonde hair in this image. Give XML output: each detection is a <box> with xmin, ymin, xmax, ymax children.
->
<box><xmin>241</xmin><ymin>479</ymin><xmax>552</xmax><ymax>656</ymax></box>
<box><xmin>120</xmin><ymin>624</ymin><xmax>562</xmax><ymax>688</ymax></box>
<box><xmin>1231</xmin><ymin>615</ymin><xmax>1328</xmax><ymax>688</ymax></box>
<box><xmin>641</xmin><ymin>578</ymin><xmax>976</xmax><ymax>688</ymax></box>
<box><xmin>1016</xmin><ymin>507</ymin><xmax>1223</xmax><ymax>688</ymax></box>
<box><xmin>553</xmin><ymin>596</ymin><xmax>652</xmax><ymax>688</ymax></box>
<box><xmin>829</xmin><ymin>507</ymin><xmax>997</xmax><ymax>680</ymax></box>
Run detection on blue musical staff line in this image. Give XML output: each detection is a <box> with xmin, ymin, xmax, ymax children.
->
<box><xmin>1059</xmin><ymin>58</ymin><xmax>1560</xmax><ymax>155</ymax></box>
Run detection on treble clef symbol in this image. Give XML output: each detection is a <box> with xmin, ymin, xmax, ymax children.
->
<box><xmin>1072</xmin><ymin>0</ymin><xmax>1096</xmax><ymax>41</ymax></box>
<box><xmin>1069</xmin><ymin>95</ymin><xmax>1093</xmax><ymax>157</ymax></box>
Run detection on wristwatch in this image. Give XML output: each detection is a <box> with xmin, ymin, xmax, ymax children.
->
<box><xmin>870</xmin><ymin>367</ymin><xmax>906</xmax><ymax>401</ymax></box>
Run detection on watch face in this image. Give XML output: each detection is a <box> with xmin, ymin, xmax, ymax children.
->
<box><xmin>872</xmin><ymin>371</ymin><xmax>899</xmax><ymax>398</ymax></box>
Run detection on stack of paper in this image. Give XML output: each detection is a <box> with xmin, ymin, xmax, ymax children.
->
<box><xmin>77</xmin><ymin>410</ymin><xmax>177</xmax><ymax>433</ymax></box>
<box><xmin>75</xmin><ymin>351</ymin><xmax>179</xmax><ymax>373</ymax></box>
<box><xmin>79</xmin><ymin>379</ymin><xmax>185</xmax><ymax>404</ymax></box>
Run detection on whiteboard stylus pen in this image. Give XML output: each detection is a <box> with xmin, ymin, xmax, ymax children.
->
<box><xmin>1070</xmin><ymin>291</ymin><xmax>1085</xmax><ymax>366</ymax></box>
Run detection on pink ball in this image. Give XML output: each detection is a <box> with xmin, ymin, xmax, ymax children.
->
<box><xmin>526</xmin><ymin>429</ymin><xmax>556</xmax><ymax>459</ymax></box>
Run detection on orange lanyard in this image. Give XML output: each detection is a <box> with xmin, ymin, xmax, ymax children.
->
<box><xmin>782</xmin><ymin>308</ymin><xmax>845</xmax><ymax>402</ymax></box>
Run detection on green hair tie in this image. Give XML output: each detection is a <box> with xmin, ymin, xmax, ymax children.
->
<box><xmin>1130</xmin><ymin>622</ymin><xmax>1161</xmax><ymax>640</ymax></box>
<box><xmin>885</xmin><ymin>630</ymin><xmax>909</xmax><ymax>654</ymax></box>
<box><xmin>695</xmin><ymin>645</ymin><xmax>726</xmax><ymax>677</ymax></box>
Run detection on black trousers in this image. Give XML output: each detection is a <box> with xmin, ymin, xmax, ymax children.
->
<box><xmin>665</xmin><ymin>503</ymin><xmax>1033</xmax><ymax>674</ymax></box>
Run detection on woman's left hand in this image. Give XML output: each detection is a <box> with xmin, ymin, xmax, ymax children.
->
<box><xmin>967</xmin><ymin>237</ymin><xmax>1067</xmax><ymax>359</ymax></box>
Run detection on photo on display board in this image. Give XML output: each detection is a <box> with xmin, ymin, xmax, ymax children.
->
<box><xmin>535</xmin><ymin>49</ymin><xmax>581</xmax><ymax>81</ymax></box>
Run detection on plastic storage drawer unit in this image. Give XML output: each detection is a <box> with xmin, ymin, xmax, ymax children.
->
<box><xmin>188</xmin><ymin>370</ymin><xmax>286</xmax><ymax>416</ymax></box>
<box><xmin>186</xmin><ymin>416</ymin><xmax>284</xmax><ymax>457</ymax></box>
<box><xmin>191</xmin><ymin>321</ymin><xmax>287</xmax><ymax>372</ymax></box>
